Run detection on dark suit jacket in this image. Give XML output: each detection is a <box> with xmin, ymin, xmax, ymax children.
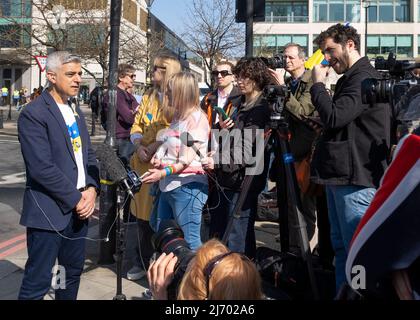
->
<box><xmin>18</xmin><ymin>90</ymin><xmax>99</xmax><ymax>231</ymax></box>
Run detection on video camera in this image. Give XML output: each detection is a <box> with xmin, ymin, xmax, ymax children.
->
<box><xmin>151</xmin><ymin>220</ymin><xmax>195</xmax><ymax>300</ymax></box>
<box><xmin>362</xmin><ymin>52</ymin><xmax>420</xmax><ymax>106</ymax></box>
<box><xmin>260</xmin><ymin>54</ymin><xmax>285</xmax><ymax>70</ymax></box>
<box><xmin>263</xmin><ymin>85</ymin><xmax>289</xmax><ymax>115</ymax></box>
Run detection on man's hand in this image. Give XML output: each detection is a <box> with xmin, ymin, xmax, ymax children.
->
<box><xmin>76</xmin><ymin>187</ymin><xmax>97</xmax><ymax>220</ymax></box>
<box><xmin>312</xmin><ymin>64</ymin><xmax>330</xmax><ymax>84</ymax></box>
<box><xmin>136</xmin><ymin>144</ymin><xmax>151</xmax><ymax>163</ymax></box>
<box><xmin>147</xmin><ymin>252</ymin><xmax>178</xmax><ymax>300</ymax></box>
<box><xmin>219</xmin><ymin>117</ymin><xmax>234</xmax><ymax>130</ymax></box>
<box><xmin>269</xmin><ymin>68</ymin><xmax>285</xmax><ymax>85</ymax></box>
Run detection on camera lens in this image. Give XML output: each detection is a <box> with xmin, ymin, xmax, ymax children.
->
<box><xmin>151</xmin><ymin>220</ymin><xmax>196</xmax><ymax>299</ymax></box>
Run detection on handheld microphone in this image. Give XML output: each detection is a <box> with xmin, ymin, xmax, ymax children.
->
<box><xmin>96</xmin><ymin>144</ymin><xmax>141</xmax><ymax>198</ymax></box>
<box><xmin>179</xmin><ymin>132</ymin><xmax>204</xmax><ymax>159</ymax></box>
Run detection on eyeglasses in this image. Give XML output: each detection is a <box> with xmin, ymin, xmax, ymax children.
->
<box><xmin>153</xmin><ymin>65</ymin><xmax>167</xmax><ymax>72</ymax></box>
<box><xmin>211</xmin><ymin>70</ymin><xmax>233</xmax><ymax>78</ymax></box>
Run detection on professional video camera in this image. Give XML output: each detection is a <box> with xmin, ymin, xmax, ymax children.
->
<box><xmin>362</xmin><ymin>52</ymin><xmax>420</xmax><ymax>106</ymax></box>
<box><xmin>260</xmin><ymin>54</ymin><xmax>285</xmax><ymax>69</ymax></box>
<box><xmin>263</xmin><ymin>85</ymin><xmax>289</xmax><ymax>116</ymax></box>
<box><xmin>151</xmin><ymin>220</ymin><xmax>195</xmax><ymax>300</ymax></box>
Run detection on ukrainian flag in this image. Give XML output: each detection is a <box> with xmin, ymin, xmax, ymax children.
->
<box><xmin>304</xmin><ymin>49</ymin><xmax>325</xmax><ymax>70</ymax></box>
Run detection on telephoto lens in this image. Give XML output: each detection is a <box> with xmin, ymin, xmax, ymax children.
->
<box><xmin>151</xmin><ymin>220</ymin><xmax>196</xmax><ymax>299</ymax></box>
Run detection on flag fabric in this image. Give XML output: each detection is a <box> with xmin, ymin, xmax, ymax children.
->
<box><xmin>304</xmin><ymin>49</ymin><xmax>325</xmax><ymax>70</ymax></box>
<box><xmin>346</xmin><ymin>133</ymin><xmax>420</xmax><ymax>291</ymax></box>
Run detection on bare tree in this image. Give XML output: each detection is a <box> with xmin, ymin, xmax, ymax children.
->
<box><xmin>182</xmin><ymin>0</ymin><xmax>244</xmax><ymax>88</ymax></box>
<box><xmin>0</xmin><ymin>0</ymin><xmax>150</xmax><ymax>85</ymax></box>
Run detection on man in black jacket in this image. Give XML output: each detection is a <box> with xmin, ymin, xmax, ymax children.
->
<box><xmin>200</xmin><ymin>61</ymin><xmax>242</xmax><ymax>129</ymax></box>
<box><xmin>310</xmin><ymin>24</ymin><xmax>390</xmax><ymax>292</ymax></box>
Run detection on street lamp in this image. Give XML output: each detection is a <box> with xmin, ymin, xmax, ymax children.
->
<box><xmin>145</xmin><ymin>0</ymin><xmax>155</xmax><ymax>85</ymax></box>
<box><xmin>362</xmin><ymin>0</ymin><xmax>371</xmax><ymax>57</ymax></box>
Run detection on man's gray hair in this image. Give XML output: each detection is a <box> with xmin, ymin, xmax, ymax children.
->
<box><xmin>46</xmin><ymin>51</ymin><xmax>81</xmax><ymax>73</ymax></box>
<box><xmin>284</xmin><ymin>43</ymin><xmax>306</xmax><ymax>59</ymax></box>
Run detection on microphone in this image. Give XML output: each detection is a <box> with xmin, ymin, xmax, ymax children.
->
<box><xmin>95</xmin><ymin>144</ymin><xmax>141</xmax><ymax>198</ymax></box>
<box><xmin>179</xmin><ymin>132</ymin><xmax>204</xmax><ymax>159</ymax></box>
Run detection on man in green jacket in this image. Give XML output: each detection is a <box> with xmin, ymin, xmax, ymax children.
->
<box><xmin>270</xmin><ymin>43</ymin><xmax>318</xmax><ymax>253</ymax></box>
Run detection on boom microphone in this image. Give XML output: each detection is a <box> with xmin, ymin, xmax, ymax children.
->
<box><xmin>96</xmin><ymin>144</ymin><xmax>141</xmax><ymax>198</ymax></box>
<box><xmin>179</xmin><ymin>132</ymin><xmax>204</xmax><ymax>159</ymax></box>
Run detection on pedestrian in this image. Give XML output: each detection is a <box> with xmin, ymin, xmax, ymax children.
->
<box><xmin>17</xmin><ymin>51</ymin><xmax>100</xmax><ymax>300</ymax></box>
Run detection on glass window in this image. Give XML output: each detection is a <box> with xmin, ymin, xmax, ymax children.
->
<box><xmin>0</xmin><ymin>24</ymin><xmax>29</xmax><ymax>48</ymax></box>
<box><xmin>313</xmin><ymin>0</ymin><xmax>360</xmax><ymax>22</ymax></box>
<box><xmin>368</xmin><ymin>0</ymin><xmax>411</xmax><ymax>22</ymax></box>
<box><xmin>265</xmin><ymin>1</ymin><xmax>309</xmax><ymax>23</ymax></box>
<box><xmin>346</xmin><ymin>1</ymin><xmax>360</xmax><ymax>22</ymax></box>
<box><xmin>330</xmin><ymin>2</ymin><xmax>344</xmax><ymax>21</ymax></box>
<box><xmin>313</xmin><ymin>0</ymin><xmax>328</xmax><ymax>22</ymax></box>
<box><xmin>367</xmin><ymin>35</ymin><xmax>413</xmax><ymax>58</ymax></box>
<box><xmin>379</xmin><ymin>0</ymin><xmax>394</xmax><ymax>22</ymax></box>
<box><xmin>254</xmin><ymin>35</ymin><xmax>308</xmax><ymax>56</ymax></box>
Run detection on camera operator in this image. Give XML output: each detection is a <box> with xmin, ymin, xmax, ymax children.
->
<box><xmin>206</xmin><ymin>57</ymin><xmax>272</xmax><ymax>259</ymax></box>
<box><xmin>310</xmin><ymin>23</ymin><xmax>390</xmax><ymax>292</ymax></box>
<box><xmin>147</xmin><ymin>239</ymin><xmax>263</xmax><ymax>300</ymax></box>
<box><xmin>269</xmin><ymin>43</ymin><xmax>318</xmax><ymax>253</ymax></box>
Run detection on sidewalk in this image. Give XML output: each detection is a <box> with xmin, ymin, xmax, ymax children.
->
<box><xmin>0</xmin><ymin>103</ymin><xmax>314</xmax><ymax>300</ymax></box>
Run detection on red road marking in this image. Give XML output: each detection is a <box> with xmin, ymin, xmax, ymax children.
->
<box><xmin>0</xmin><ymin>233</ymin><xmax>26</xmax><ymax>250</ymax></box>
<box><xmin>0</xmin><ymin>241</ymin><xmax>27</xmax><ymax>259</ymax></box>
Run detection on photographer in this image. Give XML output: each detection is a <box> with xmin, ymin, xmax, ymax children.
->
<box><xmin>207</xmin><ymin>57</ymin><xmax>272</xmax><ymax>259</ymax></box>
<box><xmin>310</xmin><ymin>23</ymin><xmax>390</xmax><ymax>292</ymax></box>
<box><xmin>147</xmin><ymin>239</ymin><xmax>263</xmax><ymax>300</ymax></box>
<box><xmin>269</xmin><ymin>43</ymin><xmax>318</xmax><ymax>253</ymax></box>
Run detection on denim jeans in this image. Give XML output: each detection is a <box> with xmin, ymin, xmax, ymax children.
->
<box><xmin>325</xmin><ymin>185</ymin><xmax>376</xmax><ymax>292</ymax></box>
<box><xmin>208</xmin><ymin>188</ymin><xmax>259</xmax><ymax>258</ymax></box>
<box><xmin>155</xmin><ymin>182</ymin><xmax>208</xmax><ymax>251</ymax></box>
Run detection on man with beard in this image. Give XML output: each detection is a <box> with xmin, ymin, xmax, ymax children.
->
<box><xmin>310</xmin><ymin>24</ymin><xmax>390</xmax><ymax>293</ymax></box>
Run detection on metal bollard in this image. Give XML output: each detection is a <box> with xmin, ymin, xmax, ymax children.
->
<box><xmin>0</xmin><ymin>109</ymin><xmax>4</xmax><ymax>129</ymax></box>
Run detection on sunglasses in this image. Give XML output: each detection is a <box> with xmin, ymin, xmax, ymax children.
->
<box><xmin>211</xmin><ymin>70</ymin><xmax>233</xmax><ymax>78</ymax></box>
<box><xmin>153</xmin><ymin>65</ymin><xmax>167</xmax><ymax>72</ymax></box>
<box><xmin>126</xmin><ymin>73</ymin><xmax>136</xmax><ymax>79</ymax></box>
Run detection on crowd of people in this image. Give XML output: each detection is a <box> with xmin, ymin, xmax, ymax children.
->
<box><xmin>15</xmin><ymin>22</ymin><xmax>420</xmax><ymax>300</ymax></box>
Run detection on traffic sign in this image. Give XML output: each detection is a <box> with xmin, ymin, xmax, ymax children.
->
<box><xmin>35</xmin><ymin>56</ymin><xmax>48</xmax><ymax>72</ymax></box>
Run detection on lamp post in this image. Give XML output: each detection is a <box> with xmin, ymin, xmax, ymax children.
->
<box><xmin>145</xmin><ymin>0</ymin><xmax>155</xmax><ymax>85</ymax></box>
<box><xmin>362</xmin><ymin>0</ymin><xmax>371</xmax><ymax>57</ymax></box>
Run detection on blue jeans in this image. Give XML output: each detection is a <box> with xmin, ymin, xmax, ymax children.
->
<box><xmin>325</xmin><ymin>185</ymin><xmax>376</xmax><ymax>292</ymax></box>
<box><xmin>208</xmin><ymin>188</ymin><xmax>259</xmax><ymax>258</ymax></box>
<box><xmin>155</xmin><ymin>182</ymin><xmax>208</xmax><ymax>251</ymax></box>
<box><xmin>18</xmin><ymin>214</ymin><xmax>88</xmax><ymax>300</ymax></box>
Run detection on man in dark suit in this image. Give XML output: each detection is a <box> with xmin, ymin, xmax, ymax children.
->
<box><xmin>17</xmin><ymin>51</ymin><xmax>99</xmax><ymax>300</ymax></box>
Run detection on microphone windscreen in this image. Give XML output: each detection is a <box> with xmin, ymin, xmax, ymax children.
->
<box><xmin>179</xmin><ymin>131</ymin><xmax>195</xmax><ymax>147</ymax></box>
<box><xmin>96</xmin><ymin>143</ymin><xmax>127</xmax><ymax>183</ymax></box>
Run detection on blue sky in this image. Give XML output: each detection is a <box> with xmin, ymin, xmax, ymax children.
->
<box><xmin>150</xmin><ymin>0</ymin><xmax>192</xmax><ymax>35</ymax></box>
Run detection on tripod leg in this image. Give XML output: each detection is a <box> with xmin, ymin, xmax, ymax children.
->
<box><xmin>275</xmin><ymin>130</ymin><xmax>320</xmax><ymax>300</ymax></box>
<box><xmin>113</xmin><ymin>187</ymin><xmax>127</xmax><ymax>300</ymax></box>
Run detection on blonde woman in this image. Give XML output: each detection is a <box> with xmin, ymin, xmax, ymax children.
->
<box><xmin>127</xmin><ymin>54</ymin><xmax>181</xmax><ymax>281</ymax></box>
<box><xmin>148</xmin><ymin>239</ymin><xmax>263</xmax><ymax>300</ymax></box>
<box><xmin>142</xmin><ymin>72</ymin><xmax>210</xmax><ymax>251</ymax></box>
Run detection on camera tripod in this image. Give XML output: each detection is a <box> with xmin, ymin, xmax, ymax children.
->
<box><xmin>222</xmin><ymin>99</ymin><xmax>320</xmax><ymax>300</ymax></box>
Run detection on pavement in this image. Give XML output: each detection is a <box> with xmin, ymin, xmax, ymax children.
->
<box><xmin>0</xmin><ymin>103</ymin><xmax>316</xmax><ymax>300</ymax></box>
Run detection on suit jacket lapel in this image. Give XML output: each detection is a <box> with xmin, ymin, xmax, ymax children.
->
<box><xmin>41</xmin><ymin>90</ymin><xmax>76</xmax><ymax>164</ymax></box>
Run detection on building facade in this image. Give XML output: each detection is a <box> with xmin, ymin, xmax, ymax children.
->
<box><xmin>254</xmin><ymin>0</ymin><xmax>420</xmax><ymax>60</ymax></box>
<box><xmin>0</xmin><ymin>0</ymin><xmax>204</xmax><ymax>103</ymax></box>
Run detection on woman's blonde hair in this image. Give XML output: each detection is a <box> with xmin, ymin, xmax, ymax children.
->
<box><xmin>167</xmin><ymin>72</ymin><xmax>200</xmax><ymax>120</ymax></box>
<box><xmin>145</xmin><ymin>54</ymin><xmax>181</xmax><ymax>121</ymax></box>
<box><xmin>177</xmin><ymin>239</ymin><xmax>263</xmax><ymax>300</ymax></box>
